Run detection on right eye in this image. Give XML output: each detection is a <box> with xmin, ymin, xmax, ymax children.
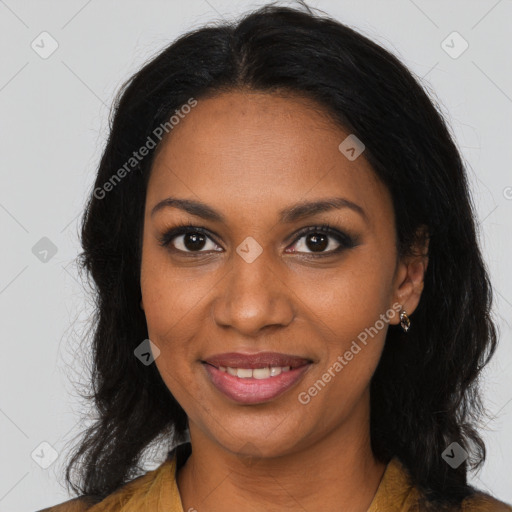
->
<box><xmin>158</xmin><ymin>225</ymin><xmax>222</xmax><ymax>254</ymax></box>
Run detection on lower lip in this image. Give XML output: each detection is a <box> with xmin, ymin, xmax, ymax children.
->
<box><xmin>202</xmin><ymin>363</ymin><xmax>312</xmax><ymax>404</ymax></box>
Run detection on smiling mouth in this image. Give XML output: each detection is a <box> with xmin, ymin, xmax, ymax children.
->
<box><xmin>201</xmin><ymin>359</ymin><xmax>313</xmax><ymax>404</ymax></box>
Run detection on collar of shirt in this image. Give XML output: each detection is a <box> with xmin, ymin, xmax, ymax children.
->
<box><xmin>82</xmin><ymin>442</ymin><xmax>511</xmax><ymax>512</ymax></box>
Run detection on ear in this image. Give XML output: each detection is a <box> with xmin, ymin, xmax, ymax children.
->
<box><xmin>389</xmin><ymin>225</ymin><xmax>429</xmax><ymax>326</ymax></box>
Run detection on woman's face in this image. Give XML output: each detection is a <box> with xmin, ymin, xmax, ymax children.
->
<box><xmin>140</xmin><ymin>90</ymin><xmax>425</xmax><ymax>458</ymax></box>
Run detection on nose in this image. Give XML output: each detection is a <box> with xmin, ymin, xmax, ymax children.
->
<box><xmin>211</xmin><ymin>247</ymin><xmax>295</xmax><ymax>336</ymax></box>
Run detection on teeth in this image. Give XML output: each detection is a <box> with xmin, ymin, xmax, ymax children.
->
<box><xmin>269</xmin><ymin>366</ymin><xmax>281</xmax><ymax>377</ymax></box>
<box><xmin>218</xmin><ymin>365</ymin><xmax>292</xmax><ymax>378</ymax></box>
<box><xmin>253</xmin><ymin>367</ymin><xmax>270</xmax><ymax>379</ymax></box>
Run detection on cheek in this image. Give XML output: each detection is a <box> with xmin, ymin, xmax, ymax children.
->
<box><xmin>143</xmin><ymin>285</ymin><xmax>204</xmax><ymax>410</ymax></box>
<box><xmin>292</xmin><ymin>252</ymin><xmax>392</xmax><ymax>399</ymax></box>
<box><xmin>153</xmin><ymin>345</ymin><xmax>195</xmax><ymax>407</ymax></box>
<box><xmin>140</xmin><ymin>251</ymin><xmax>203</xmax><ymax>400</ymax></box>
<box><xmin>293</xmin><ymin>252</ymin><xmax>394</xmax><ymax>337</ymax></box>
<box><xmin>140</xmin><ymin>244</ymin><xmax>211</xmax><ymax>338</ymax></box>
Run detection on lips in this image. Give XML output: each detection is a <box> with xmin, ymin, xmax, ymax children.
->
<box><xmin>202</xmin><ymin>351</ymin><xmax>312</xmax><ymax>370</ymax></box>
<box><xmin>202</xmin><ymin>360</ymin><xmax>313</xmax><ymax>404</ymax></box>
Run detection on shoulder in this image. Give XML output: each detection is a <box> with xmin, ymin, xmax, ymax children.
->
<box><xmin>381</xmin><ymin>458</ymin><xmax>511</xmax><ymax>512</ymax></box>
<box><xmin>36</xmin><ymin>496</ymin><xmax>94</xmax><ymax>512</ymax></box>
<box><xmin>461</xmin><ymin>491</ymin><xmax>512</xmax><ymax>512</ymax></box>
<box><xmin>35</xmin><ymin>454</ymin><xmax>178</xmax><ymax>512</ymax></box>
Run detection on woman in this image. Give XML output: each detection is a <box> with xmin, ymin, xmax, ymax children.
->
<box><xmin>39</xmin><ymin>2</ymin><xmax>511</xmax><ymax>511</ymax></box>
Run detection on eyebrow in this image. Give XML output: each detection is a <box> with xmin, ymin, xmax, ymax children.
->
<box><xmin>151</xmin><ymin>196</ymin><xmax>368</xmax><ymax>224</ymax></box>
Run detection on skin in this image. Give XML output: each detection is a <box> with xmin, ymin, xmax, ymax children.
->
<box><xmin>140</xmin><ymin>90</ymin><xmax>429</xmax><ymax>512</ymax></box>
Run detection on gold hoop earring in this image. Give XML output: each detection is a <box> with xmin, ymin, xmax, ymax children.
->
<box><xmin>399</xmin><ymin>309</ymin><xmax>410</xmax><ymax>333</ymax></box>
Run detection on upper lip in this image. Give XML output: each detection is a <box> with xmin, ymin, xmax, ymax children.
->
<box><xmin>202</xmin><ymin>352</ymin><xmax>313</xmax><ymax>369</ymax></box>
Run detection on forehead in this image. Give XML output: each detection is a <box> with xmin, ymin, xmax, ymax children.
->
<box><xmin>147</xmin><ymin>90</ymin><xmax>393</xmax><ymax>229</ymax></box>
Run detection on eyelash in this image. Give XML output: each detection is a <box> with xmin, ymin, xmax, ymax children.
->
<box><xmin>157</xmin><ymin>220</ymin><xmax>357</xmax><ymax>257</ymax></box>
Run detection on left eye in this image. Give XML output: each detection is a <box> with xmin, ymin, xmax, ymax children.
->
<box><xmin>285</xmin><ymin>225</ymin><xmax>356</xmax><ymax>255</ymax></box>
<box><xmin>288</xmin><ymin>229</ymin><xmax>343</xmax><ymax>254</ymax></box>
<box><xmin>158</xmin><ymin>224</ymin><xmax>356</xmax><ymax>256</ymax></box>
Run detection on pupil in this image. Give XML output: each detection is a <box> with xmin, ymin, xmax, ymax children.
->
<box><xmin>184</xmin><ymin>232</ymin><xmax>206</xmax><ymax>251</ymax></box>
<box><xmin>306</xmin><ymin>233</ymin><xmax>328</xmax><ymax>252</ymax></box>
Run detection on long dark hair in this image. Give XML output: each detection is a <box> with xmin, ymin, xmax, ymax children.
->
<box><xmin>65</xmin><ymin>2</ymin><xmax>498</xmax><ymax>509</ymax></box>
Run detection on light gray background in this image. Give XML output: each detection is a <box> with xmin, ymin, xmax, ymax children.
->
<box><xmin>1</xmin><ymin>0</ymin><xmax>511</xmax><ymax>510</ymax></box>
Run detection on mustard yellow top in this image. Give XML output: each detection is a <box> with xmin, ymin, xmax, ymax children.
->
<box><xmin>38</xmin><ymin>443</ymin><xmax>512</xmax><ymax>512</ymax></box>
